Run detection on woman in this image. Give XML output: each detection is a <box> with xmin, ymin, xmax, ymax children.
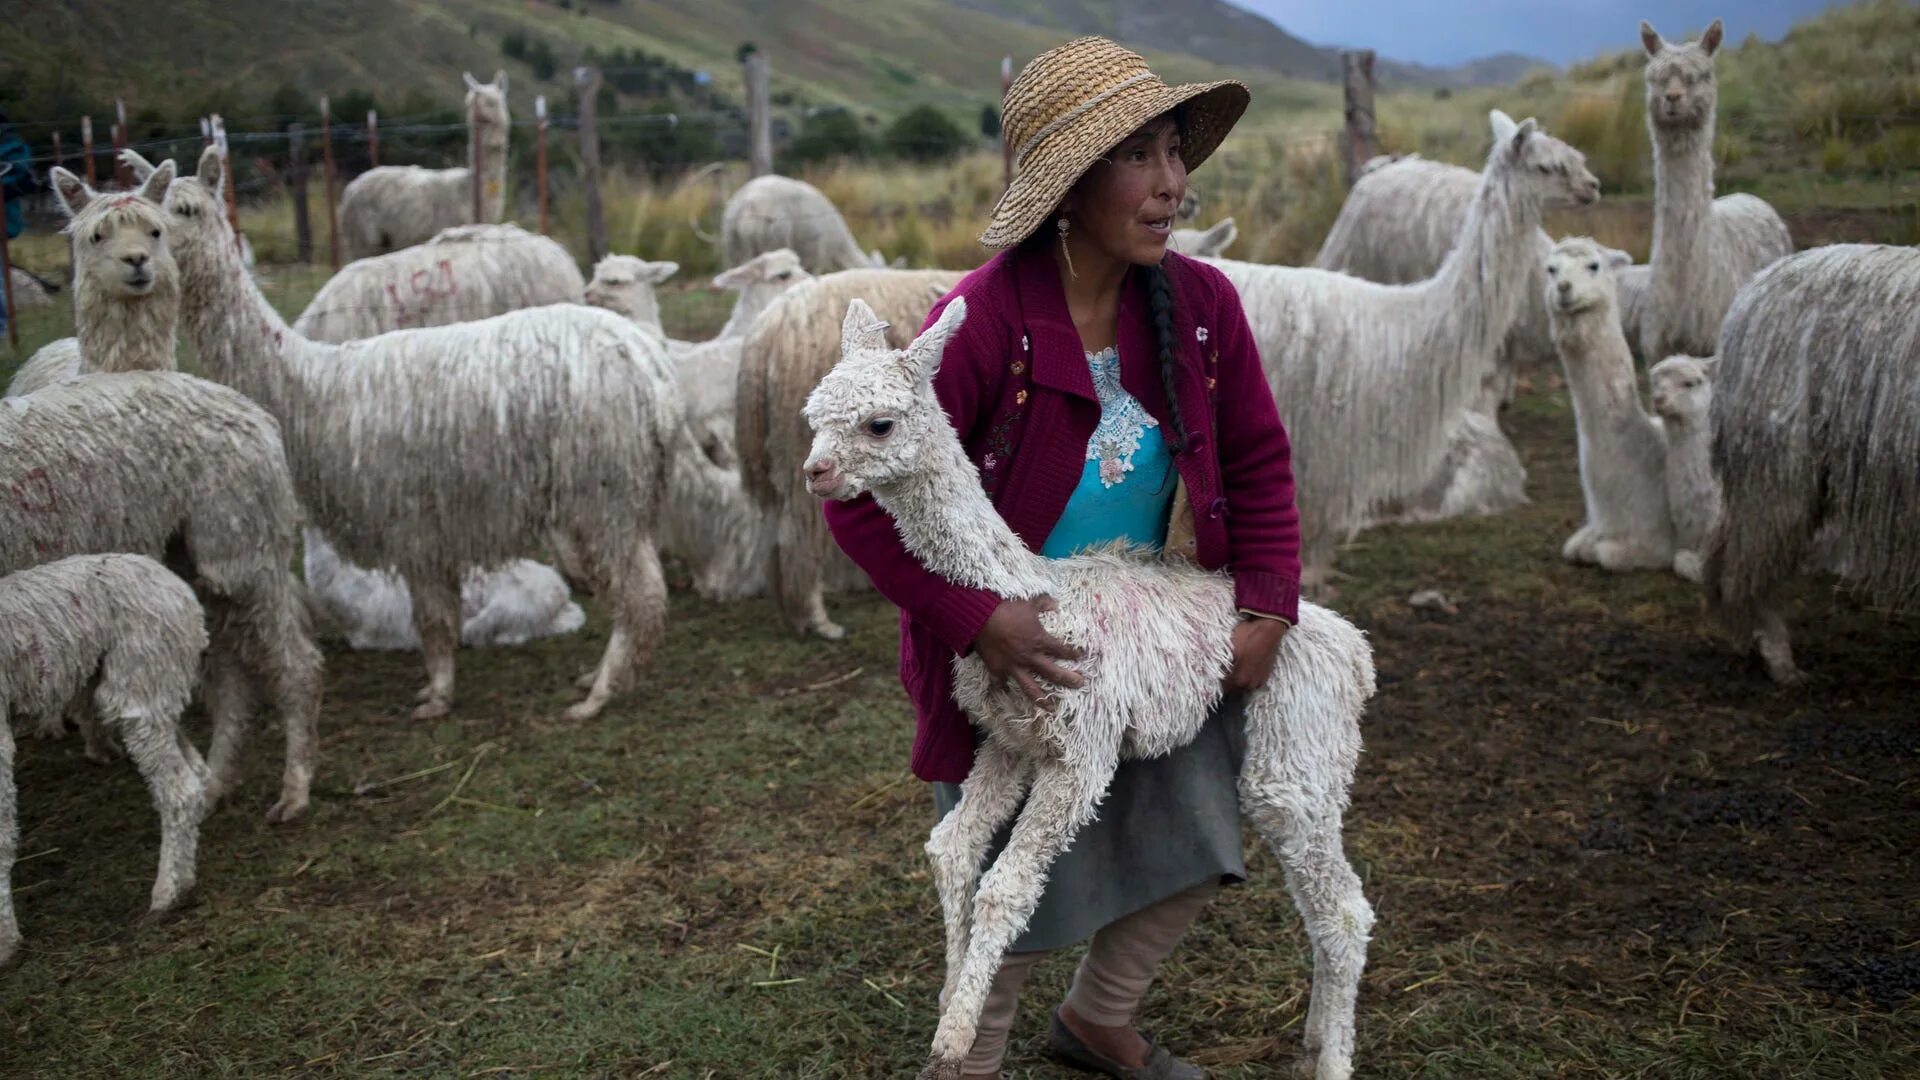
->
<box><xmin>824</xmin><ymin>38</ymin><xmax>1300</xmax><ymax>1080</ymax></box>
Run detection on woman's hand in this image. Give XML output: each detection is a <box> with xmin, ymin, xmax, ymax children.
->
<box><xmin>973</xmin><ymin>596</ymin><xmax>1086</xmax><ymax>708</ymax></box>
<box><xmin>1223</xmin><ymin>617</ymin><xmax>1288</xmax><ymax>693</ymax></box>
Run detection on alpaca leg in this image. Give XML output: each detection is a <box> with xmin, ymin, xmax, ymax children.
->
<box><xmin>409</xmin><ymin>576</ymin><xmax>463</xmax><ymax>720</ymax></box>
<box><xmin>257</xmin><ymin>577</ymin><xmax>324</xmax><ymax>824</ymax></box>
<box><xmin>566</xmin><ymin>540</ymin><xmax>666</xmax><ymax>721</ymax></box>
<box><xmin>1562</xmin><ymin>524</ymin><xmax>1597</xmax><ymax>564</ymax></box>
<box><xmin>1755</xmin><ymin>607</ymin><xmax>1805</xmax><ymax>686</ymax></box>
<box><xmin>114</xmin><ymin>711</ymin><xmax>213</xmax><ymax>913</ymax></box>
<box><xmin>926</xmin><ymin>743</ymin><xmax>1030</xmax><ymax>1007</ymax></box>
<box><xmin>200</xmin><ymin>617</ymin><xmax>258</xmax><ymax>806</ymax></box>
<box><xmin>1673</xmin><ymin>549</ymin><xmax>1705</xmax><ymax>583</ymax></box>
<box><xmin>0</xmin><ymin>719</ymin><xmax>18</xmax><ymax>968</ymax></box>
<box><xmin>1594</xmin><ymin>538</ymin><xmax>1671</xmax><ymax>573</ymax></box>
<box><xmin>924</xmin><ymin>759</ymin><xmax>1113</xmax><ymax>1080</ymax></box>
<box><xmin>774</xmin><ymin>507</ymin><xmax>843</xmax><ymax>640</ymax></box>
<box><xmin>73</xmin><ymin>696</ymin><xmax>121</xmax><ymax>764</ymax></box>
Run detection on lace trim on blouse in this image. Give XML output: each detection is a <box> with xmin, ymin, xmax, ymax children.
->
<box><xmin>1085</xmin><ymin>346</ymin><xmax>1159</xmax><ymax>488</ymax></box>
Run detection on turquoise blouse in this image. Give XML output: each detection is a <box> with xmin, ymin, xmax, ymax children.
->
<box><xmin>1039</xmin><ymin>347</ymin><xmax>1178</xmax><ymax>557</ymax></box>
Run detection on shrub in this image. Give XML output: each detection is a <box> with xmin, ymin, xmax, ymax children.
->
<box><xmin>883</xmin><ymin>106</ymin><xmax>970</xmax><ymax>163</ymax></box>
<box><xmin>784</xmin><ymin>109</ymin><xmax>869</xmax><ymax>167</ymax></box>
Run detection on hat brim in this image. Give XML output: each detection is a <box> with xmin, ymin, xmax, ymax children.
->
<box><xmin>980</xmin><ymin>78</ymin><xmax>1249</xmax><ymax>250</ymax></box>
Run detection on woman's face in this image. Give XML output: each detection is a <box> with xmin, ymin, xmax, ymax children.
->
<box><xmin>1063</xmin><ymin>115</ymin><xmax>1187</xmax><ymax>267</ymax></box>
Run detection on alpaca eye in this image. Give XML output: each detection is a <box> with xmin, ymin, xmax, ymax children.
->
<box><xmin>150</xmin><ymin>228</ymin><xmax>161</xmax><ymax>238</ymax></box>
<box><xmin>866</xmin><ymin>418</ymin><xmax>895</xmax><ymax>438</ymax></box>
<box><xmin>775</xmin><ymin>271</ymin><xmax>792</xmax><ymax>281</ymax></box>
<box><xmin>91</xmin><ymin>231</ymin><xmax>102</xmax><ymax>243</ymax></box>
<box><xmin>1587</xmin><ymin>262</ymin><xmax>1600</xmax><ymax>272</ymax></box>
<box><xmin>1535</xmin><ymin>164</ymin><xmax>1550</xmax><ymax>175</ymax></box>
<box><xmin>1546</xmin><ymin>266</ymin><xmax>1558</xmax><ymax>277</ymax></box>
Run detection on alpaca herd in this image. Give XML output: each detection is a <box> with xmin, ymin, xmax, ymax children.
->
<box><xmin>4</xmin><ymin>20</ymin><xmax>1916</xmax><ymax>1075</ymax></box>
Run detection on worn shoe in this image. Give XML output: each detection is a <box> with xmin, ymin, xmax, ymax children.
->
<box><xmin>1047</xmin><ymin>1008</ymin><xmax>1209</xmax><ymax>1080</ymax></box>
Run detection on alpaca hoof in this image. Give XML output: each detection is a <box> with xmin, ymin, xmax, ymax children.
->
<box><xmin>265</xmin><ymin>792</ymin><xmax>309</xmax><ymax>824</ymax></box>
<box><xmin>574</xmin><ymin>669</ymin><xmax>600</xmax><ymax>691</ymax></box>
<box><xmin>413</xmin><ymin>684</ymin><xmax>438</xmax><ymax>704</ymax></box>
<box><xmin>411</xmin><ymin>699</ymin><xmax>451</xmax><ymax>721</ymax></box>
<box><xmin>917</xmin><ymin>1057</ymin><xmax>963</xmax><ymax>1080</ymax></box>
<box><xmin>561</xmin><ymin>700</ymin><xmax>604</xmax><ymax>722</ymax></box>
<box><xmin>144</xmin><ymin>887</ymin><xmax>198</xmax><ymax>919</ymax></box>
<box><xmin>807</xmin><ymin>620</ymin><xmax>847</xmax><ymax>642</ymax></box>
<box><xmin>1768</xmin><ymin>665</ymin><xmax>1809</xmax><ymax>688</ymax></box>
<box><xmin>0</xmin><ymin>938</ymin><xmax>20</xmax><ymax>972</ymax></box>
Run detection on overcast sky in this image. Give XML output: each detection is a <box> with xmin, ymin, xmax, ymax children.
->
<box><xmin>1228</xmin><ymin>1</ymin><xmax>1850</xmax><ymax>67</ymax></box>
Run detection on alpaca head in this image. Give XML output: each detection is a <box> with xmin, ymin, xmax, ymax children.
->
<box><xmin>1649</xmin><ymin>355</ymin><xmax>1717</xmax><ymax>421</ymax></box>
<box><xmin>1544</xmin><ymin>237</ymin><xmax>1634</xmax><ymax>317</ymax></box>
<box><xmin>1641</xmin><ymin>19</ymin><xmax>1723</xmax><ymax>132</ymax></box>
<box><xmin>157</xmin><ymin>147</ymin><xmax>238</xmax><ymax>273</ymax></box>
<box><xmin>1489</xmin><ymin>109</ymin><xmax>1600</xmax><ymax>209</ymax></box>
<box><xmin>802</xmin><ymin>297</ymin><xmax>968</xmax><ymax>501</ymax></box>
<box><xmin>1170</xmin><ymin>217</ymin><xmax>1237</xmax><ymax>257</ymax></box>
<box><xmin>49</xmin><ymin>161</ymin><xmax>178</xmax><ymax>299</ymax></box>
<box><xmin>713</xmin><ymin>248</ymin><xmax>810</xmax><ymax>317</ymax></box>
<box><xmin>462</xmin><ymin>71</ymin><xmax>511</xmax><ymax>132</ymax></box>
<box><xmin>584</xmin><ymin>255</ymin><xmax>680</xmax><ymax>326</ymax></box>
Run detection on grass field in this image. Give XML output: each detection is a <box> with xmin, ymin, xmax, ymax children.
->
<box><xmin>2</xmin><ymin>271</ymin><xmax>1917</xmax><ymax>1077</ymax></box>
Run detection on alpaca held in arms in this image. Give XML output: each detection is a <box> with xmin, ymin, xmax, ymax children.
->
<box><xmin>166</xmin><ymin>146</ymin><xmax>708</xmax><ymax>721</ymax></box>
<box><xmin>1</xmin><ymin>554</ymin><xmax>216</xmax><ymax>969</ymax></box>
<box><xmin>5</xmin><ymin>163</ymin><xmax>182</xmax><ymax>398</ymax></box>
<box><xmin>1703</xmin><ymin>244</ymin><xmax>1920</xmax><ymax>684</ymax></box>
<box><xmin>1648</xmin><ymin>355</ymin><xmax>1720</xmax><ymax>582</ymax></box>
<box><xmin>805</xmin><ymin>299</ymin><xmax>1377</xmax><ymax>1080</ymax></box>
<box><xmin>1546</xmin><ymin>237</ymin><xmax>1675</xmax><ymax>571</ymax></box>
<box><xmin>1208</xmin><ymin>110</ymin><xmax>1598</xmax><ymax>586</ymax></box>
<box><xmin>721</xmin><ymin>175</ymin><xmax>885</xmax><ymax>274</ymax></box>
<box><xmin>1638</xmin><ymin>19</ymin><xmax>1793</xmax><ymax>359</ymax></box>
<box><xmin>337</xmin><ymin>72</ymin><xmax>510</xmax><ymax>261</ymax></box>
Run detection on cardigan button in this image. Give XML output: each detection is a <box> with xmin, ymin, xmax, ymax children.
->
<box><xmin>1207</xmin><ymin>496</ymin><xmax>1229</xmax><ymax>520</ymax></box>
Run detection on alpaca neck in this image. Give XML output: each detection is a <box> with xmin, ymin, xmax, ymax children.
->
<box><xmin>469</xmin><ymin>111</ymin><xmax>509</xmax><ymax>223</ymax></box>
<box><xmin>1551</xmin><ymin>298</ymin><xmax>1645</xmax><ymax>426</ymax></box>
<box><xmin>1425</xmin><ymin>154</ymin><xmax>1541</xmax><ymax>376</ymax></box>
<box><xmin>177</xmin><ymin>226</ymin><xmax>330</xmax><ymax>443</ymax></box>
<box><xmin>870</xmin><ymin>437</ymin><xmax>1053</xmax><ymax>600</ymax></box>
<box><xmin>717</xmin><ymin>286</ymin><xmax>781</xmax><ymax>340</ymax></box>
<box><xmin>1648</xmin><ymin>109</ymin><xmax>1717</xmax><ymax>291</ymax></box>
<box><xmin>74</xmin><ymin>275</ymin><xmax>180</xmax><ymax>374</ymax></box>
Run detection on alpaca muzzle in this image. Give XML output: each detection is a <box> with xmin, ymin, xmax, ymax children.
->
<box><xmin>803</xmin><ymin>456</ymin><xmax>847</xmax><ymax>499</ymax></box>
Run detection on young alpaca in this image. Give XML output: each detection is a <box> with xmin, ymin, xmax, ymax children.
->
<box><xmin>1546</xmin><ymin>238</ymin><xmax>1675</xmax><ymax>571</ymax></box>
<box><xmin>4</xmin><ymin>163</ymin><xmax>181</xmax><ymax>398</ymax></box>
<box><xmin>166</xmin><ymin>146</ymin><xmax>701</xmax><ymax>721</ymax></box>
<box><xmin>1648</xmin><ymin>355</ymin><xmax>1720</xmax><ymax>582</ymax></box>
<box><xmin>1207</xmin><ymin>111</ymin><xmax>1598</xmax><ymax>588</ymax></box>
<box><xmin>338</xmin><ymin>72</ymin><xmax>510</xmax><ymax>261</ymax></box>
<box><xmin>1638</xmin><ymin>20</ymin><xmax>1793</xmax><ymax>360</ymax></box>
<box><xmin>1</xmin><ymin>554</ymin><xmax>216</xmax><ymax>969</ymax></box>
<box><xmin>581</xmin><ymin>254</ymin><xmax>683</xmax><ymax>340</ymax></box>
<box><xmin>805</xmin><ymin>299</ymin><xmax>1378</xmax><ymax>1080</ymax></box>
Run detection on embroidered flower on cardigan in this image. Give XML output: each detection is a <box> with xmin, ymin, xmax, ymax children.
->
<box><xmin>1195</xmin><ymin>326</ymin><xmax>1209</xmax><ymax>343</ymax></box>
<box><xmin>1085</xmin><ymin>347</ymin><xmax>1158</xmax><ymax>488</ymax></box>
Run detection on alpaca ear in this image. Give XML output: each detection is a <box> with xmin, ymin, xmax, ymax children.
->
<box><xmin>869</xmin><ymin>249</ymin><xmax>886</xmax><ymax>267</ymax></box>
<box><xmin>1204</xmin><ymin>217</ymin><xmax>1237</xmax><ymax>252</ymax></box>
<box><xmin>135</xmin><ymin>158</ymin><xmax>177</xmax><ymax>204</ymax></box>
<box><xmin>1700</xmin><ymin>18</ymin><xmax>1724</xmax><ymax>56</ymax></box>
<box><xmin>464</xmin><ymin>72</ymin><xmax>483</xmax><ymax>93</ymax></box>
<box><xmin>641</xmin><ymin>261</ymin><xmax>679</xmax><ymax>284</ymax></box>
<box><xmin>120</xmin><ymin>148</ymin><xmax>158</xmax><ymax>183</ymax></box>
<box><xmin>840</xmin><ymin>298</ymin><xmax>889</xmax><ymax>356</ymax></box>
<box><xmin>1489</xmin><ymin>109</ymin><xmax>1518</xmax><ymax>146</ymax></box>
<box><xmin>905</xmin><ymin>297</ymin><xmax>967</xmax><ymax>384</ymax></box>
<box><xmin>1641</xmin><ymin>21</ymin><xmax>1665</xmax><ymax>56</ymax></box>
<box><xmin>196</xmin><ymin>144</ymin><xmax>223</xmax><ymax>187</ymax></box>
<box><xmin>50</xmin><ymin>166</ymin><xmax>92</xmax><ymax>217</ymax></box>
<box><xmin>1698</xmin><ymin>356</ymin><xmax>1720</xmax><ymax>378</ymax></box>
<box><xmin>1604</xmin><ymin>246</ymin><xmax>1634</xmax><ymax>270</ymax></box>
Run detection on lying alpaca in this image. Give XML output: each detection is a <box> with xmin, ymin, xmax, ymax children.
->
<box><xmin>301</xmin><ymin>533</ymin><xmax>585</xmax><ymax>651</ymax></box>
<box><xmin>1648</xmin><ymin>355</ymin><xmax>1719</xmax><ymax>581</ymax></box>
<box><xmin>2</xmin><ymin>554</ymin><xmax>215</xmax><ymax>969</ymax></box>
<box><xmin>1546</xmin><ymin>238</ymin><xmax>1675</xmax><ymax>571</ymax></box>
<box><xmin>804</xmin><ymin>298</ymin><xmax>1377</xmax><ymax>1080</ymax></box>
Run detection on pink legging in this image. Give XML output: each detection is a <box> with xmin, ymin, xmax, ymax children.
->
<box><xmin>959</xmin><ymin>882</ymin><xmax>1218</xmax><ymax>1078</ymax></box>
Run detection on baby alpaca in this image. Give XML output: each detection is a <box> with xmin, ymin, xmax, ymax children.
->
<box><xmin>1</xmin><ymin>554</ymin><xmax>214</xmax><ymax>969</ymax></box>
<box><xmin>1649</xmin><ymin>355</ymin><xmax>1720</xmax><ymax>581</ymax></box>
<box><xmin>1546</xmin><ymin>238</ymin><xmax>1675</xmax><ymax>571</ymax></box>
<box><xmin>805</xmin><ymin>298</ymin><xmax>1377</xmax><ymax>1080</ymax></box>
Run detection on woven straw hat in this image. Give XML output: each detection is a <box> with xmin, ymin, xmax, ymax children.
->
<box><xmin>981</xmin><ymin>37</ymin><xmax>1249</xmax><ymax>249</ymax></box>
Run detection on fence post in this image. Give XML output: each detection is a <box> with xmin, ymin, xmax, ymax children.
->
<box><xmin>51</xmin><ymin>131</ymin><xmax>63</xmax><ymax>175</ymax></box>
<box><xmin>744</xmin><ymin>50</ymin><xmax>772</xmax><ymax>178</ymax></box>
<box><xmin>470</xmin><ymin>90</ymin><xmax>483</xmax><ymax>225</ymax></box>
<box><xmin>289</xmin><ymin>123</ymin><xmax>312</xmax><ymax>264</ymax></box>
<box><xmin>81</xmin><ymin>116</ymin><xmax>95</xmax><ymax>186</ymax></box>
<box><xmin>535</xmin><ymin>95</ymin><xmax>550</xmax><ymax>236</ymax></box>
<box><xmin>1000</xmin><ymin>56</ymin><xmax>1014</xmax><ymax>190</ymax></box>
<box><xmin>213</xmin><ymin>116</ymin><xmax>242</xmax><ymax>256</ymax></box>
<box><xmin>366</xmin><ymin>110</ymin><xmax>379</xmax><ymax>167</ymax></box>
<box><xmin>0</xmin><ymin>163</ymin><xmax>15</xmax><ymax>349</ymax></box>
<box><xmin>576</xmin><ymin>66</ymin><xmax>608</xmax><ymax>263</ymax></box>
<box><xmin>321</xmin><ymin>95</ymin><xmax>341</xmax><ymax>271</ymax></box>
<box><xmin>1340</xmin><ymin>49</ymin><xmax>1376</xmax><ymax>188</ymax></box>
<box><xmin>114</xmin><ymin>98</ymin><xmax>132</xmax><ymax>189</ymax></box>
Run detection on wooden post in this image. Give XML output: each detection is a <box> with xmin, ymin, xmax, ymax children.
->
<box><xmin>51</xmin><ymin>132</ymin><xmax>63</xmax><ymax>175</ymax></box>
<box><xmin>0</xmin><ymin>163</ymin><xmax>16</xmax><ymax>349</ymax></box>
<box><xmin>81</xmin><ymin>116</ymin><xmax>95</xmax><ymax>186</ymax></box>
<box><xmin>366</xmin><ymin>110</ymin><xmax>379</xmax><ymax>167</ymax></box>
<box><xmin>535</xmin><ymin>95</ymin><xmax>550</xmax><ymax>236</ymax></box>
<box><xmin>321</xmin><ymin>95</ymin><xmax>341</xmax><ymax>271</ymax></box>
<box><xmin>576</xmin><ymin>66</ymin><xmax>607</xmax><ymax>263</ymax></box>
<box><xmin>744</xmin><ymin>50</ymin><xmax>772</xmax><ymax>178</ymax></box>
<box><xmin>114</xmin><ymin>98</ymin><xmax>132</xmax><ymax>189</ymax></box>
<box><xmin>288</xmin><ymin>123</ymin><xmax>312</xmax><ymax>264</ymax></box>
<box><xmin>469</xmin><ymin>91</ymin><xmax>483</xmax><ymax>225</ymax></box>
<box><xmin>1340</xmin><ymin>49</ymin><xmax>1377</xmax><ymax>188</ymax></box>
<box><xmin>1000</xmin><ymin>55</ymin><xmax>1014</xmax><ymax>190</ymax></box>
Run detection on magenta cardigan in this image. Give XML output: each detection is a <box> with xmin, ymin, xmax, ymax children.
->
<box><xmin>822</xmin><ymin>241</ymin><xmax>1302</xmax><ymax>783</ymax></box>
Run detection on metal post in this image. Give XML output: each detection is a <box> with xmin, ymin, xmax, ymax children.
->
<box><xmin>576</xmin><ymin>66</ymin><xmax>607</xmax><ymax>263</ymax></box>
<box><xmin>321</xmin><ymin>95</ymin><xmax>341</xmax><ymax>271</ymax></box>
<box><xmin>366</xmin><ymin>109</ymin><xmax>379</xmax><ymax>167</ymax></box>
<box><xmin>535</xmin><ymin>95</ymin><xmax>550</xmax><ymax>236</ymax></box>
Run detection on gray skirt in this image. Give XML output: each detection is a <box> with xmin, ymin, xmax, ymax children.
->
<box><xmin>932</xmin><ymin>693</ymin><xmax>1249</xmax><ymax>954</ymax></box>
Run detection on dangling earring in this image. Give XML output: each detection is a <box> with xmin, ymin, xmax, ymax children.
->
<box><xmin>1057</xmin><ymin>215</ymin><xmax>1077</xmax><ymax>279</ymax></box>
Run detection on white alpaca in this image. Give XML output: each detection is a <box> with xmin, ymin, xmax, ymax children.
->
<box><xmin>166</xmin><ymin>146</ymin><xmax>714</xmax><ymax>721</ymax></box>
<box><xmin>7</xmin><ymin>267</ymin><xmax>56</xmax><ymax>312</ymax></box>
<box><xmin>338</xmin><ymin>72</ymin><xmax>510</xmax><ymax>261</ymax></box>
<box><xmin>805</xmin><ymin>299</ymin><xmax>1377</xmax><ymax>1080</ymax></box>
<box><xmin>1168</xmin><ymin>217</ymin><xmax>1236</xmax><ymax>258</ymax></box>
<box><xmin>1648</xmin><ymin>355</ymin><xmax>1719</xmax><ymax>582</ymax></box>
<box><xmin>1638</xmin><ymin>20</ymin><xmax>1793</xmax><ymax>360</ymax></box>
<box><xmin>5</xmin><ymin>163</ymin><xmax>182</xmax><ymax>398</ymax></box>
<box><xmin>2</xmin><ymin>372</ymin><xmax>323</xmax><ymax>821</ymax></box>
<box><xmin>581</xmin><ymin>253</ymin><xmax>682</xmax><ymax>340</ymax></box>
<box><xmin>293</xmin><ymin>223</ymin><xmax>586</xmax><ymax>342</ymax></box>
<box><xmin>1207</xmin><ymin>111</ymin><xmax>1597</xmax><ymax>588</ymax></box>
<box><xmin>737</xmin><ymin>266</ymin><xmax>964</xmax><ymax>636</ymax></box>
<box><xmin>1545</xmin><ymin>238</ymin><xmax>1675</xmax><ymax>571</ymax></box>
<box><xmin>721</xmin><ymin>175</ymin><xmax>884</xmax><ymax>274</ymax></box>
<box><xmin>0</xmin><ymin>554</ymin><xmax>216</xmax><ymax>969</ymax></box>
<box><xmin>1703</xmin><ymin>244</ymin><xmax>1920</xmax><ymax>684</ymax></box>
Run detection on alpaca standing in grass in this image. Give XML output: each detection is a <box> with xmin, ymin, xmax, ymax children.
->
<box><xmin>1638</xmin><ymin>20</ymin><xmax>1793</xmax><ymax>360</ymax></box>
<box><xmin>1545</xmin><ymin>238</ymin><xmax>1675</xmax><ymax>571</ymax></box>
<box><xmin>1703</xmin><ymin>245</ymin><xmax>1920</xmax><ymax>684</ymax></box>
<box><xmin>1648</xmin><ymin>355</ymin><xmax>1720</xmax><ymax>582</ymax></box>
<box><xmin>5</xmin><ymin>163</ymin><xmax>181</xmax><ymax>398</ymax></box>
<box><xmin>581</xmin><ymin>254</ymin><xmax>682</xmax><ymax>341</ymax></box>
<box><xmin>1</xmin><ymin>372</ymin><xmax>323</xmax><ymax>822</ymax></box>
<box><xmin>1206</xmin><ymin>111</ymin><xmax>1598</xmax><ymax>588</ymax></box>
<box><xmin>1168</xmin><ymin>217</ymin><xmax>1236</xmax><ymax>257</ymax></box>
<box><xmin>338</xmin><ymin>72</ymin><xmax>510</xmax><ymax>261</ymax></box>
<box><xmin>1</xmin><ymin>554</ymin><xmax>216</xmax><ymax>969</ymax></box>
<box><xmin>804</xmin><ymin>299</ymin><xmax>1376</xmax><ymax>1080</ymax></box>
<box><xmin>737</xmin><ymin>266</ymin><xmax>963</xmax><ymax>636</ymax></box>
<box><xmin>166</xmin><ymin>146</ymin><xmax>704</xmax><ymax>721</ymax></box>
<box><xmin>721</xmin><ymin>175</ymin><xmax>884</xmax><ymax>274</ymax></box>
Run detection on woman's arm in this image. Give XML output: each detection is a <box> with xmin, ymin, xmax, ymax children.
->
<box><xmin>1208</xmin><ymin>276</ymin><xmax>1303</xmax><ymax>626</ymax></box>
